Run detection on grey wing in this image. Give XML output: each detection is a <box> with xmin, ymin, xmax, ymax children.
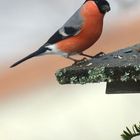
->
<box><xmin>44</xmin><ymin>8</ymin><xmax>84</xmax><ymax>45</ymax></box>
<box><xmin>60</xmin><ymin>8</ymin><xmax>84</xmax><ymax>36</ymax></box>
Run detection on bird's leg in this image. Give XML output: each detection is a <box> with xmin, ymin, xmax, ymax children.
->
<box><xmin>66</xmin><ymin>56</ymin><xmax>87</xmax><ymax>65</ymax></box>
<box><xmin>66</xmin><ymin>56</ymin><xmax>79</xmax><ymax>62</ymax></box>
<box><xmin>80</xmin><ymin>53</ymin><xmax>93</xmax><ymax>58</ymax></box>
<box><xmin>80</xmin><ymin>52</ymin><xmax>105</xmax><ymax>58</ymax></box>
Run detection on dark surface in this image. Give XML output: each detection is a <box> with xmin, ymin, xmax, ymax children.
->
<box><xmin>55</xmin><ymin>44</ymin><xmax>140</xmax><ymax>93</ymax></box>
<box><xmin>106</xmin><ymin>81</ymin><xmax>140</xmax><ymax>94</ymax></box>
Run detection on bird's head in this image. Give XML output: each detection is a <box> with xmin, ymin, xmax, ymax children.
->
<box><xmin>86</xmin><ymin>0</ymin><xmax>111</xmax><ymax>14</ymax></box>
<box><xmin>94</xmin><ymin>0</ymin><xmax>110</xmax><ymax>14</ymax></box>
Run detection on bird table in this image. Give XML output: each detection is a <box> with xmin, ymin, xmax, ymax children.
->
<box><xmin>55</xmin><ymin>44</ymin><xmax>140</xmax><ymax>94</ymax></box>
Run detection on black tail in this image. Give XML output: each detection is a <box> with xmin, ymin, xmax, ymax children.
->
<box><xmin>10</xmin><ymin>47</ymin><xmax>48</xmax><ymax>68</ymax></box>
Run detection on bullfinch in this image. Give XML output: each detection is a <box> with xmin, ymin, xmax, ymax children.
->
<box><xmin>10</xmin><ymin>0</ymin><xmax>110</xmax><ymax>68</ymax></box>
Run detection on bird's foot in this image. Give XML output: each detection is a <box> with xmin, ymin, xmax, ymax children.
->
<box><xmin>80</xmin><ymin>52</ymin><xmax>105</xmax><ymax>58</ymax></box>
<box><xmin>72</xmin><ymin>57</ymin><xmax>88</xmax><ymax>65</ymax></box>
<box><xmin>92</xmin><ymin>52</ymin><xmax>105</xmax><ymax>58</ymax></box>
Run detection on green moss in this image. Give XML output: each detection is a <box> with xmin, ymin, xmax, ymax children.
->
<box><xmin>55</xmin><ymin>69</ymin><xmax>67</xmax><ymax>84</ymax></box>
<box><xmin>56</xmin><ymin>65</ymin><xmax>140</xmax><ymax>84</ymax></box>
<box><xmin>88</xmin><ymin>67</ymin><xmax>107</xmax><ymax>82</ymax></box>
<box><xmin>79</xmin><ymin>76</ymin><xmax>88</xmax><ymax>84</ymax></box>
<box><xmin>134</xmin><ymin>65</ymin><xmax>140</xmax><ymax>71</ymax></box>
<box><xmin>70</xmin><ymin>76</ymin><xmax>78</xmax><ymax>84</ymax></box>
<box><xmin>120</xmin><ymin>72</ymin><xmax>130</xmax><ymax>82</ymax></box>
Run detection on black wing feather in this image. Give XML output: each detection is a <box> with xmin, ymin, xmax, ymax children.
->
<box><xmin>46</xmin><ymin>30</ymin><xmax>67</xmax><ymax>44</ymax></box>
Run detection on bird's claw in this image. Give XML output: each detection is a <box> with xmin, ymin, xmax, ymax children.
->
<box><xmin>92</xmin><ymin>52</ymin><xmax>105</xmax><ymax>58</ymax></box>
<box><xmin>72</xmin><ymin>57</ymin><xmax>88</xmax><ymax>65</ymax></box>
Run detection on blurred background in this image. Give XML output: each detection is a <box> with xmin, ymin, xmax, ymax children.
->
<box><xmin>0</xmin><ymin>0</ymin><xmax>140</xmax><ymax>140</ymax></box>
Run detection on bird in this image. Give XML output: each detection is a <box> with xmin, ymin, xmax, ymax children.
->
<box><xmin>10</xmin><ymin>0</ymin><xmax>110</xmax><ymax>68</ymax></box>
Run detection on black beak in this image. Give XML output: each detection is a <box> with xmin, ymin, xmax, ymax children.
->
<box><xmin>104</xmin><ymin>4</ymin><xmax>111</xmax><ymax>12</ymax></box>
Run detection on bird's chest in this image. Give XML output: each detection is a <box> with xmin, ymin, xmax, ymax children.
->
<box><xmin>78</xmin><ymin>14</ymin><xmax>103</xmax><ymax>50</ymax></box>
<box><xmin>81</xmin><ymin>1</ymin><xmax>104</xmax><ymax>39</ymax></box>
